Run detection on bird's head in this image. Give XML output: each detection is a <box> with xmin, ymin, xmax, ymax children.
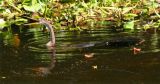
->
<box><xmin>39</xmin><ymin>18</ymin><xmax>52</xmax><ymax>25</ymax></box>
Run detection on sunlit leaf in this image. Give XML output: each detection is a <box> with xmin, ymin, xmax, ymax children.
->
<box><xmin>0</xmin><ymin>19</ymin><xmax>7</xmax><ymax>28</ymax></box>
<box><xmin>122</xmin><ymin>7</ymin><xmax>135</xmax><ymax>14</ymax></box>
<box><xmin>23</xmin><ymin>0</ymin><xmax>45</xmax><ymax>12</ymax></box>
<box><xmin>152</xmin><ymin>2</ymin><xmax>159</xmax><ymax>8</ymax></box>
<box><xmin>124</xmin><ymin>13</ymin><xmax>137</xmax><ymax>20</ymax></box>
<box><xmin>14</xmin><ymin>18</ymin><xmax>28</xmax><ymax>25</ymax></box>
<box><xmin>123</xmin><ymin>21</ymin><xmax>134</xmax><ymax>30</ymax></box>
<box><xmin>143</xmin><ymin>24</ymin><xmax>150</xmax><ymax>31</ymax></box>
<box><xmin>23</xmin><ymin>3</ymin><xmax>44</xmax><ymax>12</ymax></box>
<box><xmin>80</xmin><ymin>1</ymin><xmax>88</xmax><ymax>8</ymax></box>
<box><xmin>0</xmin><ymin>0</ymin><xmax>3</xmax><ymax>3</ymax></box>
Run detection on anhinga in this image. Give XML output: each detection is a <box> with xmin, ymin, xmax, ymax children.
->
<box><xmin>38</xmin><ymin>18</ymin><xmax>144</xmax><ymax>54</ymax></box>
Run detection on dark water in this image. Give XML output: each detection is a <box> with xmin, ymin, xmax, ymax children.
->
<box><xmin>1</xmin><ymin>26</ymin><xmax>160</xmax><ymax>84</ymax></box>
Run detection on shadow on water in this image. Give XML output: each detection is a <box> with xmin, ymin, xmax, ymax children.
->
<box><xmin>1</xmin><ymin>25</ymin><xmax>160</xmax><ymax>84</ymax></box>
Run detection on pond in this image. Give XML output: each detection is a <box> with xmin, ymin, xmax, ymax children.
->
<box><xmin>1</xmin><ymin>25</ymin><xmax>160</xmax><ymax>84</ymax></box>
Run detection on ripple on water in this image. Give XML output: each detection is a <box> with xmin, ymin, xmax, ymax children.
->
<box><xmin>2</xmin><ymin>28</ymin><xmax>160</xmax><ymax>83</ymax></box>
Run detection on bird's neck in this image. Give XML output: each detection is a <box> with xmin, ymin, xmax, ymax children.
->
<box><xmin>44</xmin><ymin>23</ymin><xmax>55</xmax><ymax>46</ymax></box>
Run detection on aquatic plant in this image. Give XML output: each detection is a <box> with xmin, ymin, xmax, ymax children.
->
<box><xmin>0</xmin><ymin>0</ymin><xmax>160</xmax><ymax>32</ymax></box>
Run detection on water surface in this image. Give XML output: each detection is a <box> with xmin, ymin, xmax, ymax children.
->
<box><xmin>1</xmin><ymin>26</ymin><xmax>160</xmax><ymax>84</ymax></box>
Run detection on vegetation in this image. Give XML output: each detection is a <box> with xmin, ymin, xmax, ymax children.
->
<box><xmin>0</xmin><ymin>0</ymin><xmax>160</xmax><ymax>32</ymax></box>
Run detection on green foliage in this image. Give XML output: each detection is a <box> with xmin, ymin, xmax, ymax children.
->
<box><xmin>22</xmin><ymin>0</ymin><xmax>45</xmax><ymax>12</ymax></box>
<box><xmin>0</xmin><ymin>0</ymin><xmax>160</xmax><ymax>32</ymax></box>
<box><xmin>124</xmin><ymin>13</ymin><xmax>137</xmax><ymax>20</ymax></box>
<box><xmin>123</xmin><ymin>21</ymin><xmax>134</xmax><ymax>30</ymax></box>
<box><xmin>0</xmin><ymin>19</ymin><xmax>7</xmax><ymax>29</ymax></box>
<box><xmin>60</xmin><ymin>0</ymin><xmax>75</xmax><ymax>3</ymax></box>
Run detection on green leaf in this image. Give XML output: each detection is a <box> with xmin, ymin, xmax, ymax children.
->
<box><xmin>122</xmin><ymin>7</ymin><xmax>135</xmax><ymax>14</ymax></box>
<box><xmin>23</xmin><ymin>3</ymin><xmax>42</xmax><ymax>12</ymax></box>
<box><xmin>0</xmin><ymin>19</ymin><xmax>7</xmax><ymax>29</ymax></box>
<box><xmin>32</xmin><ymin>0</ymin><xmax>37</xmax><ymax>5</ymax></box>
<box><xmin>124</xmin><ymin>13</ymin><xmax>137</xmax><ymax>20</ymax></box>
<box><xmin>14</xmin><ymin>18</ymin><xmax>28</xmax><ymax>25</ymax></box>
<box><xmin>123</xmin><ymin>21</ymin><xmax>134</xmax><ymax>30</ymax></box>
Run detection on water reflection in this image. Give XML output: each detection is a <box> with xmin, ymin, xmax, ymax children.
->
<box><xmin>0</xmin><ymin>26</ymin><xmax>56</xmax><ymax>78</ymax></box>
<box><xmin>13</xmin><ymin>34</ymin><xmax>21</xmax><ymax>48</ymax></box>
<box><xmin>141</xmin><ymin>32</ymin><xmax>160</xmax><ymax>53</ymax></box>
<box><xmin>150</xmin><ymin>33</ymin><xmax>159</xmax><ymax>52</ymax></box>
<box><xmin>29</xmin><ymin>49</ymin><xmax>56</xmax><ymax>77</ymax></box>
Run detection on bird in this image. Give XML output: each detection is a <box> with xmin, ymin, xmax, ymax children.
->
<box><xmin>39</xmin><ymin>18</ymin><xmax>55</xmax><ymax>48</ymax></box>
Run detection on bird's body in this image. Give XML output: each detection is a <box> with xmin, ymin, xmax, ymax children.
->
<box><xmin>75</xmin><ymin>37</ymin><xmax>144</xmax><ymax>48</ymax></box>
<box><xmin>94</xmin><ymin>37</ymin><xmax>145</xmax><ymax>48</ymax></box>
